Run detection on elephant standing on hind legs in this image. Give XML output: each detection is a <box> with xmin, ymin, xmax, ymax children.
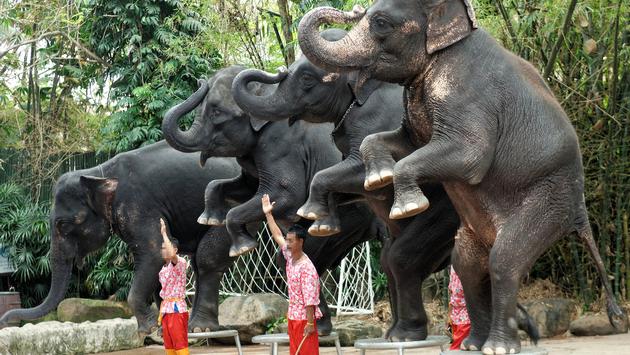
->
<box><xmin>161</xmin><ymin>65</ymin><xmax>381</xmax><ymax>335</ymax></box>
<box><xmin>231</xmin><ymin>33</ymin><xmax>459</xmax><ymax>342</ymax></box>
<box><xmin>298</xmin><ymin>0</ymin><xmax>627</xmax><ymax>354</ymax></box>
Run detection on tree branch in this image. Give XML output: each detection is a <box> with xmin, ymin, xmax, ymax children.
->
<box><xmin>543</xmin><ymin>0</ymin><xmax>579</xmax><ymax>79</ymax></box>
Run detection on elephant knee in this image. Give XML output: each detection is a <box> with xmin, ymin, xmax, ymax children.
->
<box><xmin>359</xmin><ymin>134</ymin><xmax>381</xmax><ymax>155</ymax></box>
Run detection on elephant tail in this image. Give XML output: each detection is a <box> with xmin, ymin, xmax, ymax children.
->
<box><xmin>516</xmin><ymin>303</ymin><xmax>539</xmax><ymax>345</ymax></box>
<box><xmin>575</xmin><ymin>200</ymin><xmax>628</xmax><ymax>331</ymax></box>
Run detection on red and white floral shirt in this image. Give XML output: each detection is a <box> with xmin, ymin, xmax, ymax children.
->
<box><xmin>282</xmin><ymin>245</ymin><xmax>323</xmax><ymax>321</ymax></box>
<box><xmin>449</xmin><ymin>266</ymin><xmax>470</xmax><ymax>325</ymax></box>
<box><xmin>159</xmin><ymin>255</ymin><xmax>188</xmax><ymax>314</ymax></box>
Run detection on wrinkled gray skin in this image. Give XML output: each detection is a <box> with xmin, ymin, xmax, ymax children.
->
<box><xmin>298</xmin><ymin>1</ymin><xmax>626</xmax><ymax>353</ymax></box>
<box><xmin>162</xmin><ymin>66</ymin><xmax>382</xmax><ymax>335</ymax></box>
<box><xmin>0</xmin><ymin>141</ymin><xmax>241</xmax><ymax>335</ymax></box>
<box><xmin>231</xmin><ymin>29</ymin><xmax>459</xmax><ymax>341</ymax></box>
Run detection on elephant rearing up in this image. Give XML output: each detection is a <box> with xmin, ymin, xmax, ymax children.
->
<box><xmin>298</xmin><ymin>1</ymin><xmax>626</xmax><ymax>354</ymax></box>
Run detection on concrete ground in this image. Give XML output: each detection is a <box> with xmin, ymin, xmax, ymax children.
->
<box><xmin>101</xmin><ymin>332</ymin><xmax>630</xmax><ymax>354</ymax></box>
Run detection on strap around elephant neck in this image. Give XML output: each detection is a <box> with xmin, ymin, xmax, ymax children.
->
<box><xmin>332</xmin><ymin>100</ymin><xmax>357</xmax><ymax>135</ymax></box>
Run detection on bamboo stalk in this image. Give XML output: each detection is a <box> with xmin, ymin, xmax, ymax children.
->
<box><xmin>543</xmin><ymin>0</ymin><xmax>579</xmax><ymax>79</ymax></box>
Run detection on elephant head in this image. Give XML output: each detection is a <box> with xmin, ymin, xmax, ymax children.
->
<box><xmin>0</xmin><ymin>173</ymin><xmax>117</xmax><ymax>327</ymax></box>
<box><xmin>232</xmin><ymin>29</ymin><xmax>381</xmax><ymax>124</ymax></box>
<box><xmin>297</xmin><ymin>0</ymin><xmax>477</xmax><ymax>88</ymax></box>
<box><xmin>162</xmin><ymin>66</ymin><xmax>273</xmax><ymax>163</ymax></box>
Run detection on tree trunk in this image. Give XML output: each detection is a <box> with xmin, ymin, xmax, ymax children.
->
<box><xmin>277</xmin><ymin>0</ymin><xmax>294</xmax><ymax>64</ymax></box>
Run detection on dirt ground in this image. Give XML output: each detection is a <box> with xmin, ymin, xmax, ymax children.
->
<box><xmin>101</xmin><ymin>332</ymin><xmax>630</xmax><ymax>355</ymax></box>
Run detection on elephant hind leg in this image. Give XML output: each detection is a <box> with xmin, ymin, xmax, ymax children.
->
<box><xmin>452</xmin><ymin>227</ymin><xmax>491</xmax><ymax>352</ymax></box>
<box><xmin>482</xmin><ymin>200</ymin><xmax>568</xmax><ymax>355</ymax></box>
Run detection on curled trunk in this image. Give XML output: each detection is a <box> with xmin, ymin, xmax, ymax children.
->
<box><xmin>0</xmin><ymin>256</ymin><xmax>72</xmax><ymax>327</ymax></box>
<box><xmin>298</xmin><ymin>6</ymin><xmax>374</xmax><ymax>74</ymax></box>
<box><xmin>162</xmin><ymin>80</ymin><xmax>209</xmax><ymax>152</ymax></box>
<box><xmin>231</xmin><ymin>68</ymin><xmax>294</xmax><ymax>120</ymax></box>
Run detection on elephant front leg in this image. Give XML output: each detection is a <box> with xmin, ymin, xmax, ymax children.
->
<box><xmin>127</xmin><ymin>256</ymin><xmax>163</xmax><ymax>335</ymax></box>
<box><xmin>198</xmin><ymin>173</ymin><xmax>257</xmax><ymax>226</ymax></box>
<box><xmin>360</xmin><ymin>127</ymin><xmax>416</xmax><ymax>191</ymax></box>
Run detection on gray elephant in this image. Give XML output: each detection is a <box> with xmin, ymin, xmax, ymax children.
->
<box><xmin>297</xmin><ymin>1</ymin><xmax>625</xmax><ymax>354</ymax></box>
<box><xmin>0</xmin><ymin>141</ymin><xmax>241</xmax><ymax>334</ymax></box>
<box><xmin>161</xmin><ymin>65</ymin><xmax>382</xmax><ymax>335</ymax></box>
<box><xmin>230</xmin><ymin>29</ymin><xmax>460</xmax><ymax>341</ymax></box>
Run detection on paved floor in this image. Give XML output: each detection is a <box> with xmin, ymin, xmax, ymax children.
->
<box><xmin>101</xmin><ymin>332</ymin><xmax>630</xmax><ymax>354</ymax></box>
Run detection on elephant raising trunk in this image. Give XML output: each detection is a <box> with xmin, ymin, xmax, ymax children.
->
<box><xmin>297</xmin><ymin>5</ymin><xmax>374</xmax><ymax>74</ymax></box>
<box><xmin>0</xmin><ymin>255</ymin><xmax>73</xmax><ymax>327</ymax></box>
<box><xmin>162</xmin><ymin>79</ymin><xmax>210</xmax><ymax>153</ymax></box>
<box><xmin>231</xmin><ymin>69</ymin><xmax>291</xmax><ymax>120</ymax></box>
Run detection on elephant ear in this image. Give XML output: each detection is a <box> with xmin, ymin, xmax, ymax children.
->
<box><xmin>80</xmin><ymin>176</ymin><xmax>118</xmax><ymax>221</ymax></box>
<box><xmin>347</xmin><ymin>71</ymin><xmax>382</xmax><ymax>106</ymax></box>
<box><xmin>425</xmin><ymin>0</ymin><xmax>478</xmax><ymax>55</ymax></box>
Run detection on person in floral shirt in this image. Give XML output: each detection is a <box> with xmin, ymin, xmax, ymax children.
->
<box><xmin>448</xmin><ymin>265</ymin><xmax>471</xmax><ymax>351</ymax></box>
<box><xmin>262</xmin><ymin>194</ymin><xmax>321</xmax><ymax>355</ymax></box>
<box><xmin>158</xmin><ymin>218</ymin><xmax>189</xmax><ymax>355</ymax></box>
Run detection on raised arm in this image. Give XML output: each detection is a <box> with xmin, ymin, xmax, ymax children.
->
<box><xmin>261</xmin><ymin>194</ymin><xmax>286</xmax><ymax>248</ymax></box>
<box><xmin>160</xmin><ymin>218</ymin><xmax>178</xmax><ymax>264</ymax></box>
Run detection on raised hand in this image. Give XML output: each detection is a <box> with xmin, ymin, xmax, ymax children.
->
<box><xmin>160</xmin><ymin>218</ymin><xmax>175</xmax><ymax>259</ymax></box>
<box><xmin>261</xmin><ymin>194</ymin><xmax>276</xmax><ymax>214</ymax></box>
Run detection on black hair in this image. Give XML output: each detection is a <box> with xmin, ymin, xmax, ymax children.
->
<box><xmin>287</xmin><ymin>224</ymin><xmax>308</xmax><ymax>241</ymax></box>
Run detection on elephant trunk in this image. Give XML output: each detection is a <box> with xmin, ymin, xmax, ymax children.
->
<box><xmin>298</xmin><ymin>6</ymin><xmax>374</xmax><ymax>74</ymax></box>
<box><xmin>162</xmin><ymin>80</ymin><xmax>209</xmax><ymax>153</ymax></box>
<box><xmin>0</xmin><ymin>255</ymin><xmax>72</xmax><ymax>327</ymax></box>
<box><xmin>231</xmin><ymin>68</ymin><xmax>293</xmax><ymax>120</ymax></box>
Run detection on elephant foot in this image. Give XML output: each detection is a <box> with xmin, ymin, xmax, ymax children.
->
<box><xmin>229</xmin><ymin>235</ymin><xmax>258</xmax><ymax>257</ymax></box>
<box><xmin>389</xmin><ymin>190</ymin><xmax>429</xmax><ymax>219</ymax></box>
<box><xmin>137</xmin><ymin>316</ymin><xmax>158</xmax><ymax>336</ymax></box>
<box><xmin>297</xmin><ymin>199</ymin><xmax>329</xmax><ymax>220</ymax></box>
<box><xmin>481</xmin><ymin>333</ymin><xmax>521</xmax><ymax>355</ymax></box>
<box><xmin>387</xmin><ymin>325</ymin><xmax>428</xmax><ymax>342</ymax></box>
<box><xmin>188</xmin><ymin>319</ymin><xmax>219</xmax><ymax>333</ymax></box>
<box><xmin>462</xmin><ymin>332</ymin><xmax>488</xmax><ymax>352</ymax></box>
<box><xmin>197</xmin><ymin>210</ymin><xmax>227</xmax><ymax>226</ymax></box>
<box><xmin>318</xmin><ymin>317</ymin><xmax>333</xmax><ymax>336</ymax></box>
<box><xmin>308</xmin><ymin>215</ymin><xmax>341</xmax><ymax>237</ymax></box>
<box><xmin>364</xmin><ymin>156</ymin><xmax>395</xmax><ymax>191</ymax></box>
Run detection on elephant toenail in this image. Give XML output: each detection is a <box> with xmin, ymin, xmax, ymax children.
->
<box><xmin>509</xmin><ymin>349</ymin><xmax>516</xmax><ymax>354</ymax></box>
<box><xmin>197</xmin><ymin>216</ymin><xmax>207</xmax><ymax>224</ymax></box>
<box><xmin>306</xmin><ymin>212</ymin><xmax>318</xmax><ymax>219</ymax></box>
<box><xmin>482</xmin><ymin>347</ymin><xmax>494</xmax><ymax>355</ymax></box>
<box><xmin>495</xmin><ymin>347</ymin><xmax>507</xmax><ymax>354</ymax></box>
<box><xmin>404</xmin><ymin>202</ymin><xmax>419</xmax><ymax>212</ymax></box>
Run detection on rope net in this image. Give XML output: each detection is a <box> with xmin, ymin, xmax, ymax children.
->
<box><xmin>186</xmin><ymin>222</ymin><xmax>374</xmax><ymax>315</ymax></box>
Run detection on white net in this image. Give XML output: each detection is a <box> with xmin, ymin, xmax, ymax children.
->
<box><xmin>186</xmin><ymin>222</ymin><xmax>374</xmax><ymax>315</ymax></box>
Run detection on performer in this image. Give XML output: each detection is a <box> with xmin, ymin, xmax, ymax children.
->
<box><xmin>262</xmin><ymin>194</ymin><xmax>322</xmax><ymax>355</ymax></box>
<box><xmin>448</xmin><ymin>266</ymin><xmax>471</xmax><ymax>351</ymax></box>
<box><xmin>158</xmin><ymin>218</ymin><xmax>189</xmax><ymax>355</ymax></box>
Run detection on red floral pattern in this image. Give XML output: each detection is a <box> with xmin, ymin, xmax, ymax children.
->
<box><xmin>159</xmin><ymin>256</ymin><xmax>188</xmax><ymax>314</ymax></box>
<box><xmin>282</xmin><ymin>245</ymin><xmax>323</xmax><ymax>320</ymax></box>
<box><xmin>449</xmin><ymin>266</ymin><xmax>470</xmax><ymax>325</ymax></box>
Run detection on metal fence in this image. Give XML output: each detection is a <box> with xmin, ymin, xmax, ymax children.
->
<box><xmin>0</xmin><ymin>149</ymin><xmax>113</xmax><ymax>203</ymax></box>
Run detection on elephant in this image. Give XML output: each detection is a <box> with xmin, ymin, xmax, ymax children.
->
<box><xmin>161</xmin><ymin>65</ymin><xmax>383</xmax><ymax>335</ymax></box>
<box><xmin>230</xmin><ymin>29</ymin><xmax>460</xmax><ymax>341</ymax></box>
<box><xmin>297</xmin><ymin>1</ymin><xmax>625</xmax><ymax>354</ymax></box>
<box><xmin>0</xmin><ymin>141</ymin><xmax>241</xmax><ymax>334</ymax></box>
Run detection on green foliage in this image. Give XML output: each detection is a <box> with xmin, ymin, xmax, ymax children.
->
<box><xmin>85</xmin><ymin>236</ymin><xmax>134</xmax><ymax>301</ymax></box>
<box><xmin>265</xmin><ymin>316</ymin><xmax>287</xmax><ymax>334</ymax></box>
<box><xmin>0</xmin><ymin>183</ymin><xmax>51</xmax><ymax>307</ymax></box>
<box><xmin>86</xmin><ymin>0</ymin><xmax>223</xmax><ymax>153</ymax></box>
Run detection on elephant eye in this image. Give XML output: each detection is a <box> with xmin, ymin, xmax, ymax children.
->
<box><xmin>300</xmin><ymin>74</ymin><xmax>317</xmax><ymax>89</ymax></box>
<box><xmin>372</xmin><ymin>17</ymin><xmax>393</xmax><ymax>35</ymax></box>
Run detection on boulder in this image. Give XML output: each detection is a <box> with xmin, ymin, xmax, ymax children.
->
<box><xmin>522</xmin><ymin>298</ymin><xmax>576</xmax><ymax>338</ymax></box>
<box><xmin>57</xmin><ymin>298</ymin><xmax>133</xmax><ymax>323</ymax></box>
<box><xmin>217</xmin><ymin>293</ymin><xmax>288</xmax><ymax>343</ymax></box>
<box><xmin>333</xmin><ymin>319</ymin><xmax>383</xmax><ymax>346</ymax></box>
<box><xmin>0</xmin><ymin>318</ymin><xmax>142</xmax><ymax>354</ymax></box>
<box><xmin>570</xmin><ymin>314</ymin><xmax>629</xmax><ymax>336</ymax></box>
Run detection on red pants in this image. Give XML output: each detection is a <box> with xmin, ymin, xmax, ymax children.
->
<box><xmin>450</xmin><ymin>323</ymin><xmax>471</xmax><ymax>350</ymax></box>
<box><xmin>162</xmin><ymin>312</ymin><xmax>189</xmax><ymax>355</ymax></box>
<box><xmin>288</xmin><ymin>319</ymin><xmax>319</xmax><ymax>355</ymax></box>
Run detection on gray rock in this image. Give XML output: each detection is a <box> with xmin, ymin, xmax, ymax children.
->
<box><xmin>332</xmin><ymin>319</ymin><xmax>383</xmax><ymax>346</ymax></box>
<box><xmin>0</xmin><ymin>318</ymin><xmax>142</xmax><ymax>354</ymax></box>
<box><xmin>217</xmin><ymin>293</ymin><xmax>288</xmax><ymax>343</ymax></box>
<box><xmin>570</xmin><ymin>313</ymin><xmax>629</xmax><ymax>336</ymax></box>
<box><xmin>523</xmin><ymin>298</ymin><xmax>576</xmax><ymax>338</ymax></box>
<box><xmin>57</xmin><ymin>298</ymin><xmax>133</xmax><ymax>323</ymax></box>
